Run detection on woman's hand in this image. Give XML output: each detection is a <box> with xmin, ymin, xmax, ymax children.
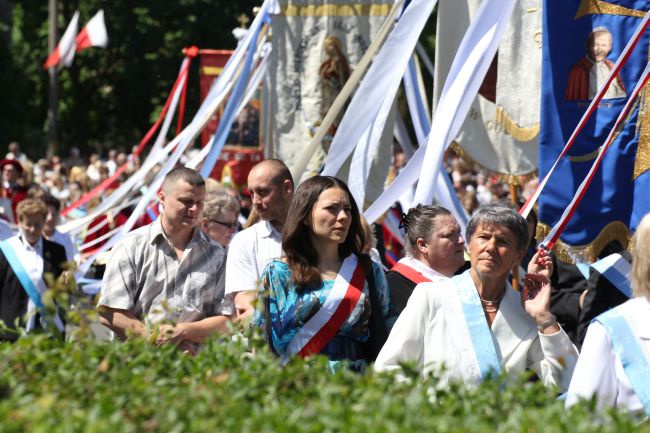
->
<box><xmin>521</xmin><ymin>273</ymin><xmax>554</xmax><ymax>325</ymax></box>
<box><xmin>526</xmin><ymin>248</ymin><xmax>553</xmax><ymax>279</ymax></box>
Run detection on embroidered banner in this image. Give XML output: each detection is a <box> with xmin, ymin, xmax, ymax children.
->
<box><xmin>433</xmin><ymin>0</ymin><xmax>541</xmax><ymax>180</ymax></box>
<box><xmin>539</xmin><ymin>0</ymin><xmax>650</xmax><ymax>263</ymax></box>
<box><xmin>270</xmin><ymin>0</ymin><xmax>394</xmax><ymax>193</ymax></box>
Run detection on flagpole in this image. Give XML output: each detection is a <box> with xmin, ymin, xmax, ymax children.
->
<box><xmin>46</xmin><ymin>0</ymin><xmax>58</xmax><ymax>158</ymax></box>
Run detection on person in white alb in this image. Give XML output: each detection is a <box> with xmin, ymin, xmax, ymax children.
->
<box><xmin>225</xmin><ymin>159</ymin><xmax>294</xmax><ymax>321</ymax></box>
<box><xmin>375</xmin><ymin>204</ymin><xmax>578</xmax><ymax>390</ymax></box>
<box><xmin>41</xmin><ymin>193</ymin><xmax>77</xmax><ymax>263</ymax></box>
<box><xmin>566</xmin><ymin>213</ymin><xmax>650</xmax><ymax>416</ymax></box>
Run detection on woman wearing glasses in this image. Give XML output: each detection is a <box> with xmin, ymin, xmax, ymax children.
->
<box><xmin>200</xmin><ymin>191</ymin><xmax>240</xmax><ymax>247</ymax></box>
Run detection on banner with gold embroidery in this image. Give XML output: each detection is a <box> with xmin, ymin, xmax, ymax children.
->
<box><xmin>539</xmin><ymin>0</ymin><xmax>650</xmax><ymax>262</ymax></box>
<box><xmin>433</xmin><ymin>0</ymin><xmax>542</xmax><ymax>181</ymax></box>
<box><xmin>270</xmin><ymin>0</ymin><xmax>394</xmax><ymax>176</ymax></box>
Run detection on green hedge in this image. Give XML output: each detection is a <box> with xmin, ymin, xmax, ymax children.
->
<box><xmin>0</xmin><ymin>329</ymin><xmax>647</xmax><ymax>433</ymax></box>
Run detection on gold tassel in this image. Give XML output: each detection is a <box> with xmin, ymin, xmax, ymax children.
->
<box><xmin>449</xmin><ymin>142</ymin><xmax>537</xmax><ymax>185</ymax></box>
<box><xmin>494</xmin><ymin>106</ymin><xmax>540</xmax><ymax>142</ymax></box>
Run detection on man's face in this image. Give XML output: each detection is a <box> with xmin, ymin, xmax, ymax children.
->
<box><xmin>589</xmin><ymin>32</ymin><xmax>612</xmax><ymax>63</ymax></box>
<box><xmin>2</xmin><ymin>165</ymin><xmax>18</xmax><ymax>184</ymax></box>
<box><xmin>44</xmin><ymin>205</ymin><xmax>59</xmax><ymax>236</ymax></box>
<box><xmin>159</xmin><ymin>180</ymin><xmax>205</xmax><ymax>230</ymax></box>
<box><xmin>19</xmin><ymin>213</ymin><xmax>45</xmax><ymax>246</ymax></box>
<box><xmin>247</xmin><ymin>169</ymin><xmax>291</xmax><ymax>223</ymax></box>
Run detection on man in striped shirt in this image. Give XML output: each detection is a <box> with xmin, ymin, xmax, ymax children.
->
<box><xmin>97</xmin><ymin>167</ymin><xmax>233</xmax><ymax>351</ymax></box>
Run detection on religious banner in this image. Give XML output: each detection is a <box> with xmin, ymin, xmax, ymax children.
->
<box><xmin>433</xmin><ymin>0</ymin><xmax>541</xmax><ymax>182</ymax></box>
<box><xmin>199</xmin><ymin>49</ymin><xmax>264</xmax><ymax>190</ymax></box>
<box><xmin>539</xmin><ymin>0</ymin><xmax>650</xmax><ymax>262</ymax></box>
<box><xmin>270</xmin><ymin>0</ymin><xmax>394</xmax><ymax>190</ymax></box>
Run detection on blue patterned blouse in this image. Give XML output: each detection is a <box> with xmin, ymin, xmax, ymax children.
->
<box><xmin>253</xmin><ymin>257</ymin><xmax>393</xmax><ymax>370</ymax></box>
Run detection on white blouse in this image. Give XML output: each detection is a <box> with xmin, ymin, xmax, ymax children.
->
<box><xmin>566</xmin><ymin>297</ymin><xmax>650</xmax><ymax>414</ymax></box>
<box><xmin>375</xmin><ymin>277</ymin><xmax>578</xmax><ymax>390</ymax></box>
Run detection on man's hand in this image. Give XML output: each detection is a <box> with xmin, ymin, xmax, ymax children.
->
<box><xmin>155</xmin><ymin>323</ymin><xmax>187</xmax><ymax>346</ymax></box>
<box><xmin>233</xmin><ymin>291</ymin><xmax>257</xmax><ymax>324</ymax></box>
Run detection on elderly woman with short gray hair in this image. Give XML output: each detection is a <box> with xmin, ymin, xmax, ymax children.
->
<box><xmin>375</xmin><ymin>203</ymin><xmax>578</xmax><ymax>390</ymax></box>
<box><xmin>199</xmin><ymin>191</ymin><xmax>240</xmax><ymax>247</ymax></box>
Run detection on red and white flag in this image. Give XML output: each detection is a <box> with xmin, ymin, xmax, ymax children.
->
<box><xmin>76</xmin><ymin>10</ymin><xmax>108</xmax><ymax>51</ymax></box>
<box><xmin>43</xmin><ymin>11</ymin><xmax>80</xmax><ymax>69</ymax></box>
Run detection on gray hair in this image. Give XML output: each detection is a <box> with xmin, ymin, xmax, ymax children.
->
<box><xmin>203</xmin><ymin>191</ymin><xmax>240</xmax><ymax>222</ymax></box>
<box><xmin>402</xmin><ymin>204</ymin><xmax>453</xmax><ymax>256</ymax></box>
<box><xmin>465</xmin><ymin>202</ymin><xmax>529</xmax><ymax>253</ymax></box>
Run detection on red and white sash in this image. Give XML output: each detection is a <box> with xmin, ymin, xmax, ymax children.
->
<box><xmin>390</xmin><ymin>257</ymin><xmax>447</xmax><ymax>284</ymax></box>
<box><xmin>286</xmin><ymin>255</ymin><xmax>365</xmax><ymax>358</ymax></box>
<box><xmin>391</xmin><ymin>262</ymin><xmax>432</xmax><ymax>284</ymax></box>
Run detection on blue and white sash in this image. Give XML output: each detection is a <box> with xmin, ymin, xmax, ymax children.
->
<box><xmin>591</xmin><ymin>253</ymin><xmax>632</xmax><ymax>298</ymax></box>
<box><xmin>453</xmin><ymin>271</ymin><xmax>501</xmax><ymax>380</ymax></box>
<box><xmin>0</xmin><ymin>237</ymin><xmax>64</xmax><ymax>332</ymax></box>
<box><xmin>595</xmin><ymin>309</ymin><xmax>650</xmax><ymax>416</ymax></box>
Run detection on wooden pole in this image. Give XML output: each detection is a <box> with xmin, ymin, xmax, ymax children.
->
<box><xmin>510</xmin><ymin>182</ymin><xmax>520</xmax><ymax>290</ymax></box>
<box><xmin>46</xmin><ymin>0</ymin><xmax>58</xmax><ymax>158</ymax></box>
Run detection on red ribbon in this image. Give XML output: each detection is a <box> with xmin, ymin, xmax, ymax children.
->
<box><xmin>62</xmin><ymin>50</ymin><xmax>197</xmax><ymax>217</ymax></box>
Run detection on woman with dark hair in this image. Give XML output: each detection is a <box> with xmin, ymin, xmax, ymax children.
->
<box><xmin>375</xmin><ymin>203</ymin><xmax>578</xmax><ymax>390</ymax></box>
<box><xmin>387</xmin><ymin>205</ymin><xmax>466</xmax><ymax>314</ymax></box>
<box><xmin>254</xmin><ymin>176</ymin><xmax>392</xmax><ymax>371</ymax></box>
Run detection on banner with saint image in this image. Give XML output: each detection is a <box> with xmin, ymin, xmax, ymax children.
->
<box><xmin>539</xmin><ymin>0</ymin><xmax>650</xmax><ymax>262</ymax></box>
<box><xmin>270</xmin><ymin>0</ymin><xmax>394</xmax><ymax>191</ymax></box>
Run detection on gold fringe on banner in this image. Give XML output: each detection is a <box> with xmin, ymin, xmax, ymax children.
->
<box><xmin>449</xmin><ymin>142</ymin><xmax>537</xmax><ymax>186</ymax></box>
<box><xmin>282</xmin><ymin>4</ymin><xmax>392</xmax><ymax>17</ymax></box>
<box><xmin>536</xmin><ymin>220</ymin><xmax>631</xmax><ymax>264</ymax></box>
<box><xmin>574</xmin><ymin>0</ymin><xmax>645</xmax><ymax>19</ymax></box>
<box><xmin>635</xmin><ymin>87</ymin><xmax>650</xmax><ymax>179</ymax></box>
<box><xmin>494</xmin><ymin>106</ymin><xmax>540</xmax><ymax>142</ymax></box>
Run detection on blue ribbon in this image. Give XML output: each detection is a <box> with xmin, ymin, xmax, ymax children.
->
<box><xmin>591</xmin><ymin>254</ymin><xmax>632</xmax><ymax>298</ymax></box>
<box><xmin>453</xmin><ymin>271</ymin><xmax>501</xmax><ymax>380</ymax></box>
<box><xmin>0</xmin><ymin>239</ymin><xmax>45</xmax><ymax>310</ymax></box>
<box><xmin>200</xmin><ymin>24</ymin><xmax>261</xmax><ymax>178</ymax></box>
<box><xmin>403</xmin><ymin>56</ymin><xmax>468</xmax><ymax>227</ymax></box>
<box><xmin>595</xmin><ymin>308</ymin><xmax>650</xmax><ymax>416</ymax></box>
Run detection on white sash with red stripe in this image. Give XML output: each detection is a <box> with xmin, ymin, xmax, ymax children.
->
<box><xmin>285</xmin><ymin>255</ymin><xmax>365</xmax><ymax>359</ymax></box>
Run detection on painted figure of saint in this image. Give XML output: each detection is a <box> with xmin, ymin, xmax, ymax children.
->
<box><xmin>565</xmin><ymin>27</ymin><xmax>626</xmax><ymax>101</ymax></box>
<box><xmin>319</xmin><ymin>36</ymin><xmax>351</xmax><ymax>127</ymax></box>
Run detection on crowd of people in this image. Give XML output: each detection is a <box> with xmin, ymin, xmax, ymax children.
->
<box><xmin>0</xmin><ymin>142</ymin><xmax>648</xmax><ymax>417</ymax></box>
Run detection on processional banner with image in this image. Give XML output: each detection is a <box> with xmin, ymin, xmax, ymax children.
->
<box><xmin>539</xmin><ymin>0</ymin><xmax>650</xmax><ymax>262</ymax></box>
<box><xmin>199</xmin><ymin>49</ymin><xmax>264</xmax><ymax>189</ymax></box>
<box><xmin>434</xmin><ymin>0</ymin><xmax>542</xmax><ymax>181</ymax></box>
<box><xmin>270</xmin><ymin>0</ymin><xmax>394</xmax><ymax>181</ymax></box>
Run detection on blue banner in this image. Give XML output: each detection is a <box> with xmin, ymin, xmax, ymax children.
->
<box><xmin>540</xmin><ymin>0</ymin><xmax>650</xmax><ymax>260</ymax></box>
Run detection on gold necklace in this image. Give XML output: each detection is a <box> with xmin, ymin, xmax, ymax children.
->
<box><xmin>479</xmin><ymin>292</ymin><xmax>505</xmax><ymax>313</ymax></box>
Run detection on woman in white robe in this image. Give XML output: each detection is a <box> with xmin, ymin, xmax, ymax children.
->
<box><xmin>375</xmin><ymin>203</ymin><xmax>578</xmax><ymax>390</ymax></box>
<box><xmin>566</xmin><ymin>213</ymin><xmax>650</xmax><ymax>415</ymax></box>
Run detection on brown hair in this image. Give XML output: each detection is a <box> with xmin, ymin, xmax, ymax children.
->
<box><xmin>16</xmin><ymin>198</ymin><xmax>48</xmax><ymax>222</ymax></box>
<box><xmin>282</xmin><ymin>176</ymin><xmax>363</xmax><ymax>289</ymax></box>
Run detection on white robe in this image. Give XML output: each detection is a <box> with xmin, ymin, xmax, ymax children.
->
<box><xmin>375</xmin><ymin>275</ymin><xmax>578</xmax><ymax>390</ymax></box>
<box><xmin>566</xmin><ymin>297</ymin><xmax>649</xmax><ymax>414</ymax></box>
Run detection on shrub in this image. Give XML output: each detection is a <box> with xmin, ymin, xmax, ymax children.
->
<box><xmin>0</xmin><ymin>328</ymin><xmax>647</xmax><ymax>433</ymax></box>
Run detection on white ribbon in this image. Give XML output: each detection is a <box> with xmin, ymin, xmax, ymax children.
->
<box><xmin>364</xmin><ymin>0</ymin><xmax>516</xmax><ymax>223</ymax></box>
<box><xmin>321</xmin><ymin>0</ymin><xmax>438</xmax><ymax>179</ymax></box>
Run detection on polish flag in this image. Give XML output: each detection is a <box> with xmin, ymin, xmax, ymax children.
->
<box><xmin>76</xmin><ymin>10</ymin><xmax>108</xmax><ymax>51</ymax></box>
<box><xmin>43</xmin><ymin>11</ymin><xmax>80</xmax><ymax>69</ymax></box>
